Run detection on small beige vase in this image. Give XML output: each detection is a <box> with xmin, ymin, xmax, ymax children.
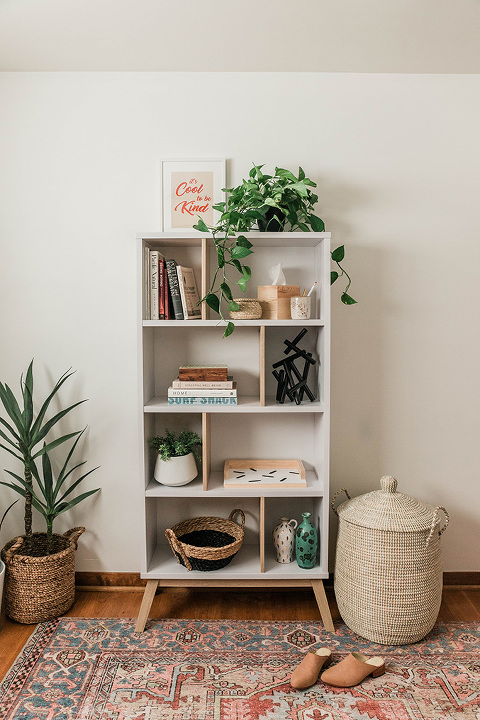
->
<box><xmin>272</xmin><ymin>517</ymin><xmax>298</xmax><ymax>563</ymax></box>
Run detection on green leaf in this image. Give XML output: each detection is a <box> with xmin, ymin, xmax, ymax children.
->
<box><xmin>21</xmin><ymin>361</ymin><xmax>34</xmax><ymax>433</ymax></box>
<box><xmin>0</xmin><ymin>383</ymin><xmax>25</xmax><ymax>438</ymax></box>
<box><xmin>231</xmin><ymin>246</ymin><xmax>253</xmax><ymax>260</ymax></box>
<box><xmin>341</xmin><ymin>292</ymin><xmax>357</xmax><ymax>305</ymax></box>
<box><xmin>228</xmin><ymin>300</ymin><xmax>240</xmax><ymax>312</ymax></box>
<box><xmin>223</xmin><ymin>322</ymin><xmax>235</xmax><ymax>338</ymax></box>
<box><xmin>30</xmin><ymin>368</ymin><xmax>76</xmax><ymax>439</ymax></box>
<box><xmin>194</xmin><ymin>218</ymin><xmax>209</xmax><ymax>232</ymax></box>
<box><xmin>310</xmin><ymin>215</ymin><xmax>325</xmax><ymax>232</ymax></box>
<box><xmin>331</xmin><ymin>245</ymin><xmax>345</xmax><ymax>262</ymax></box>
<box><xmin>54</xmin><ymin>488</ymin><xmax>100</xmax><ymax>515</ymax></box>
<box><xmin>217</xmin><ymin>248</ymin><xmax>225</xmax><ymax>268</ymax></box>
<box><xmin>231</xmin><ymin>259</ymin><xmax>243</xmax><ymax>274</ymax></box>
<box><xmin>275</xmin><ymin>168</ymin><xmax>297</xmax><ymax>182</ymax></box>
<box><xmin>34</xmin><ymin>401</ymin><xmax>87</xmax><ymax>445</ymax></box>
<box><xmin>236</xmin><ymin>236</ymin><xmax>253</xmax><ymax>249</ymax></box>
<box><xmin>289</xmin><ymin>181</ymin><xmax>309</xmax><ymax>198</ymax></box>
<box><xmin>298</xmin><ymin>166</ymin><xmax>305</xmax><ymax>181</ymax></box>
<box><xmin>331</xmin><ymin>271</ymin><xmax>339</xmax><ymax>285</ymax></box>
<box><xmin>237</xmin><ymin>278</ymin><xmax>247</xmax><ymax>293</ymax></box>
<box><xmin>205</xmin><ymin>294</ymin><xmax>220</xmax><ymax>314</ymax></box>
<box><xmin>31</xmin><ymin>430</ymin><xmax>83</xmax><ymax>459</ymax></box>
<box><xmin>0</xmin><ymin>441</ymin><xmax>23</xmax><ymax>462</ymax></box>
<box><xmin>242</xmin><ymin>265</ymin><xmax>251</xmax><ymax>281</ymax></box>
<box><xmin>220</xmin><ymin>282</ymin><xmax>233</xmax><ymax>301</ymax></box>
<box><xmin>58</xmin><ymin>467</ymin><xmax>99</xmax><ymax>502</ymax></box>
<box><xmin>297</xmin><ymin>222</ymin><xmax>310</xmax><ymax>232</ymax></box>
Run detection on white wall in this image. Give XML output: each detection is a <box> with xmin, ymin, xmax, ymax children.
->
<box><xmin>0</xmin><ymin>72</ymin><xmax>479</xmax><ymax>572</ymax></box>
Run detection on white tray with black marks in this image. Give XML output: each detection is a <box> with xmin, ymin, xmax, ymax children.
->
<box><xmin>223</xmin><ymin>459</ymin><xmax>306</xmax><ymax>488</ymax></box>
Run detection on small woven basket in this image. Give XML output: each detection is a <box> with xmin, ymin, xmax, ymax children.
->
<box><xmin>1</xmin><ymin>528</ymin><xmax>84</xmax><ymax>624</ymax></box>
<box><xmin>165</xmin><ymin>509</ymin><xmax>245</xmax><ymax>571</ymax></box>
<box><xmin>332</xmin><ymin>476</ymin><xmax>449</xmax><ymax>645</ymax></box>
<box><xmin>228</xmin><ymin>299</ymin><xmax>262</xmax><ymax>320</ymax></box>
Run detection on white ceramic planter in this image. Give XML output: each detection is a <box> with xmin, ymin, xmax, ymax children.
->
<box><xmin>154</xmin><ymin>452</ymin><xmax>198</xmax><ymax>486</ymax></box>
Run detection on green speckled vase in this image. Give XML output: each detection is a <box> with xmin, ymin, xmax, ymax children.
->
<box><xmin>295</xmin><ymin>512</ymin><xmax>318</xmax><ymax>569</ymax></box>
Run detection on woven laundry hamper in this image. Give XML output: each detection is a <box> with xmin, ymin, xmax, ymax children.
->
<box><xmin>332</xmin><ymin>476</ymin><xmax>449</xmax><ymax>645</ymax></box>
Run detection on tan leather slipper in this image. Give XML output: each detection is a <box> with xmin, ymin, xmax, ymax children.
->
<box><xmin>321</xmin><ymin>652</ymin><xmax>385</xmax><ymax>688</ymax></box>
<box><xmin>290</xmin><ymin>648</ymin><xmax>332</xmax><ymax>689</ymax></box>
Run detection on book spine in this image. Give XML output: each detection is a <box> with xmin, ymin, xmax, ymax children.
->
<box><xmin>168</xmin><ymin>388</ymin><xmax>237</xmax><ymax>397</ymax></box>
<box><xmin>150</xmin><ymin>251</ymin><xmax>159</xmax><ymax>320</ymax></box>
<box><xmin>167</xmin><ymin>397</ymin><xmax>238</xmax><ymax>406</ymax></box>
<box><xmin>171</xmin><ymin>379</ymin><xmax>234</xmax><ymax>389</ymax></box>
<box><xmin>178</xmin><ymin>367</ymin><xmax>229</xmax><ymax>381</ymax></box>
<box><xmin>158</xmin><ymin>256</ymin><xmax>165</xmax><ymax>320</ymax></box>
<box><xmin>166</xmin><ymin>260</ymin><xmax>184</xmax><ymax>320</ymax></box>
<box><xmin>164</xmin><ymin>265</ymin><xmax>172</xmax><ymax>320</ymax></box>
<box><xmin>144</xmin><ymin>247</ymin><xmax>151</xmax><ymax>320</ymax></box>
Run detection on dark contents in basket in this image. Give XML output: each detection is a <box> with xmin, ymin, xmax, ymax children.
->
<box><xmin>179</xmin><ymin>530</ymin><xmax>235</xmax><ymax>548</ymax></box>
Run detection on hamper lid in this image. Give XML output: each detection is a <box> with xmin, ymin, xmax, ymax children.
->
<box><xmin>337</xmin><ymin>476</ymin><xmax>437</xmax><ymax>532</ymax></box>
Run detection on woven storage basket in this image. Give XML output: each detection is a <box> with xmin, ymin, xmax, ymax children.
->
<box><xmin>332</xmin><ymin>476</ymin><xmax>449</xmax><ymax>645</ymax></box>
<box><xmin>228</xmin><ymin>299</ymin><xmax>262</xmax><ymax>320</ymax></box>
<box><xmin>165</xmin><ymin>509</ymin><xmax>245</xmax><ymax>571</ymax></box>
<box><xmin>1</xmin><ymin>527</ymin><xmax>84</xmax><ymax>624</ymax></box>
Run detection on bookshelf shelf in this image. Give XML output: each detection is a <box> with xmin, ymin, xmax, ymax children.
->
<box><xmin>144</xmin><ymin>397</ymin><xmax>325</xmax><ymax>413</ymax></box>
<box><xmin>135</xmin><ymin>231</ymin><xmax>333</xmax><ymax>633</ymax></box>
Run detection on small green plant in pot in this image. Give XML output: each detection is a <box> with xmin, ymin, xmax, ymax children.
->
<box><xmin>149</xmin><ymin>429</ymin><xmax>202</xmax><ymax>487</ymax></box>
<box><xmin>194</xmin><ymin>164</ymin><xmax>356</xmax><ymax>337</ymax></box>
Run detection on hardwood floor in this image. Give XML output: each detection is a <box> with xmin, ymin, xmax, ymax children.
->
<box><xmin>1</xmin><ymin>586</ymin><xmax>479</xmax><ymax>681</ymax></box>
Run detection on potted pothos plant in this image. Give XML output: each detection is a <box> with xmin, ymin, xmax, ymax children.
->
<box><xmin>0</xmin><ymin>360</ymin><xmax>100</xmax><ymax>623</ymax></box>
<box><xmin>194</xmin><ymin>164</ymin><xmax>356</xmax><ymax>336</ymax></box>
<box><xmin>149</xmin><ymin>429</ymin><xmax>202</xmax><ymax>487</ymax></box>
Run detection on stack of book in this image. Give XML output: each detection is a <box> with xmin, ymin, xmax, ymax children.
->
<box><xmin>144</xmin><ymin>248</ymin><xmax>201</xmax><ymax>320</ymax></box>
<box><xmin>167</xmin><ymin>365</ymin><xmax>238</xmax><ymax>406</ymax></box>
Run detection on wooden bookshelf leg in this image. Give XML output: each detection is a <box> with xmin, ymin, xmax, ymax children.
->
<box><xmin>311</xmin><ymin>579</ymin><xmax>335</xmax><ymax>633</ymax></box>
<box><xmin>135</xmin><ymin>579</ymin><xmax>159</xmax><ymax>632</ymax></box>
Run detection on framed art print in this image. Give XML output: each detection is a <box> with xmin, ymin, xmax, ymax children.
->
<box><xmin>162</xmin><ymin>159</ymin><xmax>226</xmax><ymax>232</ymax></box>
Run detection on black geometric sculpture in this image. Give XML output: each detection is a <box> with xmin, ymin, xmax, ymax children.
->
<box><xmin>272</xmin><ymin>328</ymin><xmax>317</xmax><ymax>405</ymax></box>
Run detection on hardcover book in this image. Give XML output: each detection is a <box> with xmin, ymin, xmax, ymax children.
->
<box><xmin>171</xmin><ymin>376</ymin><xmax>234</xmax><ymax>389</ymax></box>
<box><xmin>168</xmin><ymin>384</ymin><xmax>237</xmax><ymax>397</ymax></box>
<box><xmin>149</xmin><ymin>250</ymin><xmax>162</xmax><ymax>320</ymax></box>
<box><xmin>166</xmin><ymin>259</ymin><xmax>184</xmax><ymax>320</ymax></box>
<box><xmin>176</xmin><ymin>266</ymin><xmax>201</xmax><ymax>320</ymax></box>
<box><xmin>178</xmin><ymin>365</ymin><xmax>228</xmax><ymax>382</ymax></box>
<box><xmin>167</xmin><ymin>396</ymin><xmax>237</xmax><ymax>406</ymax></box>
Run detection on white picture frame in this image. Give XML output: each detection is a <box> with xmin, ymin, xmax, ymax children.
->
<box><xmin>162</xmin><ymin>158</ymin><xmax>226</xmax><ymax>232</ymax></box>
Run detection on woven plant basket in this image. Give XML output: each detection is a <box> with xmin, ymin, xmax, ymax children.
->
<box><xmin>1</xmin><ymin>527</ymin><xmax>84</xmax><ymax>624</ymax></box>
<box><xmin>332</xmin><ymin>476</ymin><xmax>449</xmax><ymax>645</ymax></box>
<box><xmin>166</xmin><ymin>509</ymin><xmax>245</xmax><ymax>571</ymax></box>
<box><xmin>228</xmin><ymin>299</ymin><xmax>262</xmax><ymax>320</ymax></box>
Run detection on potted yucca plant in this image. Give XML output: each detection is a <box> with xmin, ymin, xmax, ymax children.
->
<box><xmin>0</xmin><ymin>361</ymin><xmax>100</xmax><ymax>623</ymax></box>
<box><xmin>149</xmin><ymin>429</ymin><xmax>202</xmax><ymax>487</ymax></box>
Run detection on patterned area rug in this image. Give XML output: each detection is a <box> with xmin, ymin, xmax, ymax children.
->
<box><xmin>0</xmin><ymin>619</ymin><xmax>479</xmax><ymax>719</ymax></box>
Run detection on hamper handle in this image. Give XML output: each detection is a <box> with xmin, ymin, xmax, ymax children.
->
<box><xmin>3</xmin><ymin>536</ymin><xmax>23</xmax><ymax>564</ymax></box>
<box><xmin>331</xmin><ymin>489</ymin><xmax>351</xmax><ymax>516</ymax></box>
<box><xmin>227</xmin><ymin>509</ymin><xmax>245</xmax><ymax>529</ymax></box>
<box><xmin>63</xmin><ymin>527</ymin><xmax>85</xmax><ymax>548</ymax></box>
<box><xmin>165</xmin><ymin>528</ymin><xmax>192</xmax><ymax>571</ymax></box>
<box><xmin>426</xmin><ymin>506</ymin><xmax>449</xmax><ymax>547</ymax></box>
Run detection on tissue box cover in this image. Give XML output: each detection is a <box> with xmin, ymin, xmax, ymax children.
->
<box><xmin>257</xmin><ymin>285</ymin><xmax>300</xmax><ymax>319</ymax></box>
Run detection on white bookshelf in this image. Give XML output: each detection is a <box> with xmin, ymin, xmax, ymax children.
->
<box><xmin>135</xmin><ymin>231</ymin><xmax>333</xmax><ymax>632</ymax></box>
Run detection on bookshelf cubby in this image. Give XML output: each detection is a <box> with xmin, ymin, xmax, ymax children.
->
<box><xmin>135</xmin><ymin>232</ymin><xmax>334</xmax><ymax>632</ymax></box>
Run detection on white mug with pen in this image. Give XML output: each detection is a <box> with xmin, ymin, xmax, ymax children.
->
<box><xmin>290</xmin><ymin>282</ymin><xmax>316</xmax><ymax>319</ymax></box>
